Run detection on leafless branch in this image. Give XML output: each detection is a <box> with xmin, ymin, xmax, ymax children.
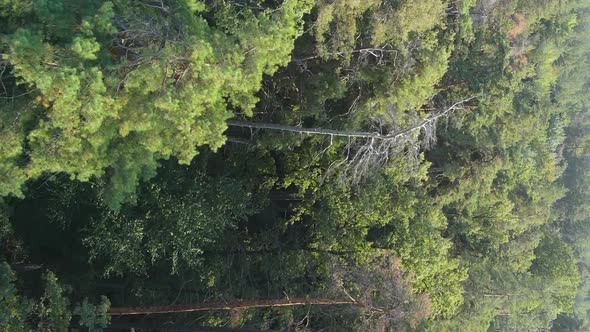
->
<box><xmin>139</xmin><ymin>0</ymin><xmax>170</xmax><ymax>14</ymax></box>
<box><xmin>0</xmin><ymin>64</ymin><xmax>7</xmax><ymax>97</ymax></box>
<box><xmin>228</xmin><ymin>96</ymin><xmax>477</xmax><ymax>182</ymax></box>
<box><xmin>293</xmin><ymin>47</ymin><xmax>398</xmax><ymax>63</ymax></box>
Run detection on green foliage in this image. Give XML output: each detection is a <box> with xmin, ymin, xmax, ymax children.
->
<box><xmin>531</xmin><ymin>236</ymin><xmax>580</xmax><ymax>311</ymax></box>
<box><xmin>371</xmin><ymin>0</ymin><xmax>446</xmax><ymax>44</ymax></box>
<box><xmin>387</xmin><ymin>32</ymin><xmax>452</xmax><ymax>111</ymax></box>
<box><xmin>314</xmin><ymin>0</ymin><xmax>381</xmax><ymax>59</ymax></box>
<box><xmin>72</xmin><ymin>297</ymin><xmax>111</xmax><ymax>332</ymax></box>
<box><xmin>368</xmin><ymin>161</ymin><xmax>467</xmax><ymax>316</ymax></box>
<box><xmin>0</xmin><ymin>0</ymin><xmax>311</xmax><ymax>208</ymax></box>
<box><xmin>37</xmin><ymin>271</ymin><xmax>72</xmax><ymax>332</ymax></box>
<box><xmin>84</xmin><ymin>168</ymin><xmax>256</xmax><ymax>276</ymax></box>
<box><xmin>1</xmin><ymin>0</ymin><xmax>589</xmax><ymax>330</ymax></box>
<box><xmin>0</xmin><ymin>200</ymin><xmax>10</xmax><ymax>242</ymax></box>
<box><xmin>314</xmin><ymin>0</ymin><xmax>447</xmax><ymax>58</ymax></box>
<box><xmin>0</xmin><ymin>262</ymin><xmax>110</xmax><ymax>331</ymax></box>
<box><xmin>0</xmin><ymin>262</ymin><xmax>33</xmax><ymax>331</ymax></box>
<box><xmin>0</xmin><ymin>0</ymin><xmax>32</xmax><ymax>18</ymax></box>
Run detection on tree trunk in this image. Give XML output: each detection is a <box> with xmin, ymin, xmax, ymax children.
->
<box><xmin>227</xmin><ymin>119</ymin><xmax>381</xmax><ymax>139</ymax></box>
<box><xmin>107</xmin><ymin>319</ymin><xmax>268</xmax><ymax>332</ymax></box>
<box><xmin>109</xmin><ymin>298</ymin><xmax>357</xmax><ymax>316</ymax></box>
<box><xmin>11</xmin><ymin>263</ymin><xmax>43</xmax><ymax>272</ymax></box>
<box><xmin>226</xmin><ymin>97</ymin><xmax>475</xmax><ymax>141</ymax></box>
<box><xmin>205</xmin><ymin>247</ymin><xmax>358</xmax><ymax>256</ymax></box>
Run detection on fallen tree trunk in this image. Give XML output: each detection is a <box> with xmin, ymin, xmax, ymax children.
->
<box><xmin>226</xmin><ymin>97</ymin><xmax>475</xmax><ymax>141</ymax></box>
<box><xmin>227</xmin><ymin>97</ymin><xmax>475</xmax><ymax>183</ymax></box>
<box><xmin>109</xmin><ymin>298</ymin><xmax>357</xmax><ymax>316</ymax></box>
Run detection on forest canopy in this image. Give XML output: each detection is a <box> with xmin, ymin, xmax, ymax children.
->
<box><xmin>1</xmin><ymin>0</ymin><xmax>590</xmax><ymax>331</ymax></box>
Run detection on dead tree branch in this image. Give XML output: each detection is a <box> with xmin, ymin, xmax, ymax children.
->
<box><xmin>293</xmin><ymin>47</ymin><xmax>397</xmax><ymax>63</ymax></box>
<box><xmin>227</xmin><ymin>97</ymin><xmax>476</xmax><ymax>182</ymax></box>
<box><xmin>227</xmin><ymin>97</ymin><xmax>474</xmax><ymax>141</ymax></box>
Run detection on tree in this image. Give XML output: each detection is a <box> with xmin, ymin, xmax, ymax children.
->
<box><xmin>108</xmin><ymin>255</ymin><xmax>432</xmax><ymax>331</ymax></box>
<box><xmin>0</xmin><ymin>0</ymin><xmax>312</xmax><ymax>208</ymax></box>
<box><xmin>0</xmin><ymin>262</ymin><xmax>110</xmax><ymax>331</ymax></box>
<box><xmin>228</xmin><ymin>97</ymin><xmax>475</xmax><ymax>183</ymax></box>
<box><xmin>1</xmin><ymin>0</ymin><xmax>589</xmax><ymax>330</ymax></box>
<box><xmin>84</xmin><ymin>167</ymin><xmax>257</xmax><ymax>276</ymax></box>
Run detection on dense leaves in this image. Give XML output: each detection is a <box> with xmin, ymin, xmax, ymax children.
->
<box><xmin>1</xmin><ymin>0</ymin><xmax>589</xmax><ymax>331</ymax></box>
<box><xmin>0</xmin><ymin>0</ymin><xmax>311</xmax><ymax>208</ymax></box>
<box><xmin>0</xmin><ymin>262</ymin><xmax>110</xmax><ymax>331</ymax></box>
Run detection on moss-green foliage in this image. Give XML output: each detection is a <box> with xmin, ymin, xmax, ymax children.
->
<box><xmin>370</xmin><ymin>160</ymin><xmax>467</xmax><ymax>316</ymax></box>
<box><xmin>0</xmin><ymin>262</ymin><xmax>33</xmax><ymax>331</ymax></box>
<box><xmin>37</xmin><ymin>271</ymin><xmax>72</xmax><ymax>332</ymax></box>
<box><xmin>314</xmin><ymin>0</ymin><xmax>381</xmax><ymax>59</ymax></box>
<box><xmin>0</xmin><ymin>0</ymin><xmax>311</xmax><ymax>208</ymax></box>
<box><xmin>0</xmin><ymin>262</ymin><xmax>110</xmax><ymax>331</ymax></box>
<box><xmin>84</xmin><ymin>167</ymin><xmax>256</xmax><ymax>276</ymax></box>
<box><xmin>386</xmin><ymin>32</ymin><xmax>452</xmax><ymax>111</ymax></box>
<box><xmin>308</xmin><ymin>0</ymin><xmax>452</xmax><ymax>127</ymax></box>
<box><xmin>315</xmin><ymin>0</ymin><xmax>446</xmax><ymax>56</ymax></box>
<box><xmin>422</xmin><ymin>0</ymin><xmax>589</xmax><ymax>329</ymax></box>
<box><xmin>72</xmin><ymin>297</ymin><xmax>111</xmax><ymax>332</ymax></box>
<box><xmin>532</xmin><ymin>236</ymin><xmax>580</xmax><ymax>310</ymax></box>
<box><xmin>371</xmin><ymin>0</ymin><xmax>446</xmax><ymax>44</ymax></box>
<box><xmin>1</xmin><ymin>0</ymin><xmax>589</xmax><ymax>330</ymax></box>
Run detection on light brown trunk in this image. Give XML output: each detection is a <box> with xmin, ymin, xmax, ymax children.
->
<box><xmin>109</xmin><ymin>298</ymin><xmax>357</xmax><ymax>316</ymax></box>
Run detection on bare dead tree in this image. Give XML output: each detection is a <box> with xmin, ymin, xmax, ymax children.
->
<box><xmin>108</xmin><ymin>254</ymin><xmax>430</xmax><ymax>331</ymax></box>
<box><xmin>328</xmin><ymin>254</ymin><xmax>433</xmax><ymax>331</ymax></box>
<box><xmin>471</xmin><ymin>0</ymin><xmax>502</xmax><ymax>27</ymax></box>
<box><xmin>227</xmin><ymin>97</ymin><xmax>476</xmax><ymax>183</ymax></box>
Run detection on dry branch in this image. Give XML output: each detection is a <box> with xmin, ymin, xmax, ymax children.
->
<box><xmin>109</xmin><ymin>298</ymin><xmax>357</xmax><ymax>316</ymax></box>
<box><xmin>227</xmin><ymin>97</ymin><xmax>476</xmax><ymax>182</ymax></box>
<box><xmin>292</xmin><ymin>47</ymin><xmax>397</xmax><ymax>63</ymax></box>
<box><xmin>228</xmin><ymin>97</ymin><xmax>474</xmax><ymax>141</ymax></box>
